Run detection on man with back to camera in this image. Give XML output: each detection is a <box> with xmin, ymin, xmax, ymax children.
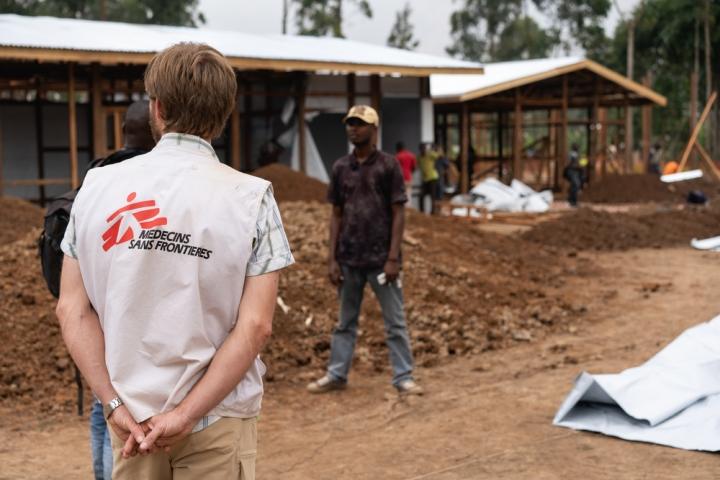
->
<box><xmin>56</xmin><ymin>43</ymin><xmax>294</xmax><ymax>479</ymax></box>
<box><xmin>87</xmin><ymin>99</ymin><xmax>154</xmax><ymax>480</ymax></box>
<box><xmin>307</xmin><ymin>105</ymin><xmax>423</xmax><ymax>396</ymax></box>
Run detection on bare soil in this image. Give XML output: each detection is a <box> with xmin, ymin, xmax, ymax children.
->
<box><xmin>1</xmin><ymin>247</ymin><xmax>718</xmax><ymax>479</ymax></box>
<box><xmin>582</xmin><ymin>173</ymin><xmax>720</xmax><ymax>204</ymax></box>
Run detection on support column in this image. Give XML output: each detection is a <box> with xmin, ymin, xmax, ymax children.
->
<box><xmin>497</xmin><ymin>111</ymin><xmax>504</xmax><ymax>179</ymax></box>
<box><xmin>460</xmin><ymin>103</ymin><xmax>469</xmax><ymax>193</ymax></box>
<box><xmin>624</xmin><ymin>94</ymin><xmax>632</xmax><ymax>173</ymax></box>
<box><xmin>599</xmin><ymin>108</ymin><xmax>607</xmax><ymax>177</ymax></box>
<box><xmin>641</xmin><ymin>74</ymin><xmax>652</xmax><ymax>172</ymax></box>
<box><xmin>35</xmin><ymin>79</ymin><xmax>46</xmax><ymax>203</ymax></box>
<box><xmin>296</xmin><ymin>73</ymin><xmax>307</xmax><ymax>174</ymax></box>
<box><xmin>243</xmin><ymin>83</ymin><xmax>252</xmax><ymax>171</ymax></box>
<box><xmin>370</xmin><ymin>74</ymin><xmax>382</xmax><ymax>149</ymax></box>
<box><xmin>68</xmin><ymin>63</ymin><xmax>79</xmax><ymax>189</ymax></box>
<box><xmin>91</xmin><ymin>63</ymin><xmax>106</xmax><ymax>159</ymax></box>
<box><xmin>346</xmin><ymin>73</ymin><xmax>356</xmax><ymax>109</ymax></box>
<box><xmin>230</xmin><ymin>93</ymin><xmax>241</xmax><ymax>171</ymax></box>
<box><xmin>590</xmin><ymin>78</ymin><xmax>600</xmax><ymax>181</ymax></box>
<box><xmin>555</xmin><ymin>75</ymin><xmax>568</xmax><ymax>189</ymax></box>
<box><xmin>513</xmin><ymin>89</ymin><xmax>523</xmax><ymax>181</ymax></box>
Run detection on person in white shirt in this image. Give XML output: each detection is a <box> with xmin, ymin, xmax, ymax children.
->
<box><xmin>56</xmin><ymin>42</ymin><xmax>294</xmax><ymax>480</ymax></box>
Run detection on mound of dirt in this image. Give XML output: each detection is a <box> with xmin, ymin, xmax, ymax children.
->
<box><xmin>252</xmin><ymin>164</ymin><xmax>328</xmax><ymax>203</ymax></box>
<box><xmin>1</xmin><ymin>195</ymin><xmax>596</xmax><ymax>416</ymax></box>
<box><xmin>582</xmin><ymin>174</ymin><xmax>719</xmax><ymax>204</ymax></box>
<box><xmin>0</xmin><ymin>197</ymin><xmax>44</xmax><ymax>244</ymax></box>
<box><xmin>523</xmin><ymin>205</ymin><xmax>720</xmax><ymax>251</ymax></box>
<box><xmin>265</xmin><ymin>203</ymin><xmax>594</xmax><ymax>384</ymax></box>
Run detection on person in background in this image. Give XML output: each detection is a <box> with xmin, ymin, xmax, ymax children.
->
<box><xmin>563</xmin><ymin>143</ymin><xmax>583</xmax><ymax>207</ymax></box>
<box><xmin>307</xmin><ymin>105</ymin><xmax>422</xmax><ymax>396</ymax></box>
<box><xmin>434</xmin><ymin>144</ymin><xmax>450</xmax><ymax>201</ymax></box>
<box><xmin>418</xmin><ymin>142</ymin><xmax>439</xmax><ymax>214</ymax></box>
<box><xmin>648</xmin><ymin>143</ymin><xmax>662</xmax><ymax>175</ymax></box>
<box><xmin>395</xmin><ymin>141</ymin><xmax>417</xmax><ymax>205</ymax></box>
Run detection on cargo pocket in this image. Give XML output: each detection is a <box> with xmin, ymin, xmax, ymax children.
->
<box><xmin>237</xmin><ymin>417</ymin><xmax>258</xmax><ymax>480</ymax></box>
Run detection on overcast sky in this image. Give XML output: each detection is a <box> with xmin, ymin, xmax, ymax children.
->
<box><xmin>199</xmin><ymin>0</ymin><xmax>642</xmax><ymax>58</ymax></box>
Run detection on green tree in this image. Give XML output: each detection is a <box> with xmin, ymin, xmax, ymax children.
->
<box><xmin>494</xmin><ymin>15</ymin><xmax>557</xmax><ymax>60</ymax></box>
<box><xmin>387</xmin><ymin>2</ymin><xmax>419</xmax><ymax>50</ymax></box>
<box><xmin>1</xmin><ymin>0</ymin><xmax>205</xmax><ymax>26</ymax></box>
<box><xmin>292</xmin><ymin>0</ymin><xmax>372</xmax><ymax>38</ymax></box>
<box><xmin>446</xmin><ymin>0</ymin><xmax>524</xmax><ymax>61</ymax></box>
<box><xmin>531</xmin><ymin>0</ymin><xmax>612</xmax><ymax>59</ymax></box>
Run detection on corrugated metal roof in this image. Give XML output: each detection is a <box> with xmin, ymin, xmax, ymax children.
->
<box><xmin>431</xmin><ymin>57</ymin><xmax>584</xmax><ymax>99</ymax></box>
<box><xmin>431</xmin><ymin>57</ymin><xmax>666</xmax><ymax>106</ymax></box>
<box><xmin>0</xmin><ymin>14</ymin><xmax>484</xmax><ymax>74</ymax></box>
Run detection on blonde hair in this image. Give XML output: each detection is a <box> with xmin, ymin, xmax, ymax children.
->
<box><xmin>144</xmin><ymin>43</ymin><xmax>237</xmax><ymax>139</ymax></box>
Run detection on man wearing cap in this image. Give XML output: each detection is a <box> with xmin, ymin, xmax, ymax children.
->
<box><xmin>307</xmin><ymin>105</ymin><xmax>422</xmax><ymax>396</ymax></box>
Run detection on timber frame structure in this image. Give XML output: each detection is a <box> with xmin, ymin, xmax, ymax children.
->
<box><xmin>0</xmin><ymin>14</ymin><xmax>483</xmax><ymax>203</ymax></box>
<box><xmin>432</xmin><ymin>59</ymin><xmax>667</xmax><ymax>192</ymax></box>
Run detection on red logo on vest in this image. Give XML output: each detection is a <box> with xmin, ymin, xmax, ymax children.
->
<box><xmin>102</xmin><ymin>192</ymin><xmax>167</xmax><ymax>251</ymax></box>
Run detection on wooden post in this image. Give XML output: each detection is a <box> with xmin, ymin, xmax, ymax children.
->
<box><xmin>690</xmin><ymin>71</ymin><xmax>699</xmax><ymax>168</ymax></box>
<box><xmin>230</xmin><ymin>94</ymin><xmax>241</xmax><ymax>170</ymax></box>
<box><xmin>556</xmin><ymin>75</ymin><xmax>568</xmax><ymax>189</ymax></box>
<box><xmin>0</xmin><ymin>114</ymin><xmax>3</xmax><ymax>197</ymax></box>
<box><xmin>599</xmin><ymin>108</ymin><xmax>607</xmax><ymax>178</ymax></box>
<box><xmin>35</xmin><ymin>80</ymin><xmax>46</xmax><ymax>204</ymax></box>
<box><xmin>243</xmin><ymin>83</ymin><xmax>252</xmax><ymax>171</ymax></box>
<box><xmin>641</xmin><ymin>75</ymin><xmax>652</xmax><ymax>172</ymax></box>
<box><xmin>296</xmin><ymin>73</ymin><xmax>307</xmax><ymax>174</ymax></box>
<box><xmin>548</xmin><ymin>109</ymin><xmax>556</xmax><ymax>185</ymax></box>
<box><xmin>513</xmin><ymin>89</ymin><xmax>523</xmax><ymax>180</ymax></box>
<box><xmin>370</xmin><ymin>74</ymin><xmax>382</xmax><ymax>149</ymax></box>
<box><xmin>461</xmin><ymin>103</ymin><xmax>469</xmax><ymax>193</ymax></box>
<box><xmin>623</xmin><ymin>94</ymin><xmax>632</xmax><ymax>173</ymax></box>
<box><xmin>346</xmin><ymin>73</ymin><xmax>356</xmax><ymax>109</ymax></box>
<box><xmin>113</xmin><ymin>110</ymin><xmax>123</xmax><ymax>150</ymax></box>
<box><xmin>91</xmin><ymin>63</ymin><xmax>106</xmax><ymax>159</ymax></box>
<box><xmin>694</xmin><ymin>142</ymin><xmax>720</xmax><ymax>181</ymax></box>
<box><xmin>678</xmin><ymin>91</ymin><xmax>717</xmax><ymax>172</ymax></box>
<box><xmin>496</xmin><ymin>111</ymin><xmax>504</xmax><ymax>179</ymax></box>
<box><xmin>68</xmin><ymin>63</ymin><xmax>79</xmax><ymax>189</ymax></box>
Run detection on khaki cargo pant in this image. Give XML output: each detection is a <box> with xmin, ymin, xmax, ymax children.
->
<box><xmin>110</xmin><ymin>417</ymin><xmax>257</xmax><ymax>480</ymax></box>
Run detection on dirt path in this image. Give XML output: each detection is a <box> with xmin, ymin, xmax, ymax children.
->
<box><xmin>2</xmin><ymin>247</ymin><xmax>719</xmax><ymax>479</ymax></box>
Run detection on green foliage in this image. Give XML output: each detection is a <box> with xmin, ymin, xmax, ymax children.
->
<box><xmin>531</xmin><ymin>0</ymin><xmax>612</xmax><ymax>59</ymax></box>
<box><xmin>494</xmin><ymin>16</ymin><xmax>558</xmax><ymax>61</ymax></box>
<box><xmin>0</xmin><ymin>0</ymin><xmax>205</xmax><ymax>26</ymax></box>
<box><xmin>605</xmin><ymin>0</ymin><xmax>719</xmax><ymax>152</ymax></box>
<box><xmin>446</xmin><ymin>0</ymin><xmax>523</xmax><ymax>61</ymax></box>
<box><xmin>387</xmin><ymin>2</ymin><xmax>419</xmax><ymax>50</ymax></box>
<box><xmin>293</xmin><ymin>0</ymin><xmax>372</xmax><ymax>38</ymax></box>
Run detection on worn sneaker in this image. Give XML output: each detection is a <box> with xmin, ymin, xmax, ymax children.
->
<box><xmin>307</xmin><ymin>375</ymin><xmax>347</xmax><ymax>394</ymax></box>
<box><xmin>396</xmin><ymin>379</ymin><xmax>424</xmax><ymax>396</ymax></box>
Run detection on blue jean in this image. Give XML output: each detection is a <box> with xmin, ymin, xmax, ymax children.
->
<box><xmin>90</xmin><ymin>399</ymin><xmax>113</xmax><ymax>480</ymax></box>
<box><xmin>328</xmin><ymin>265</ymin><xmax>415</xmax><ymax>386</ymax></box>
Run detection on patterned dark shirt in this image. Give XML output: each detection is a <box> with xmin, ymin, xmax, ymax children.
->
<box><xmin>328</xmin><ymin>149</ymin><xmax>407</xmax><ymax>269</ymax></box>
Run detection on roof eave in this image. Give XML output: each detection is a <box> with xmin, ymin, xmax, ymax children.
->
<box><xmin>442</xmin><ymin>59</ymin><xmax>667</xmax><ymax>106</ymax></box>
<box><xmin>0</xmin><ymin>46</ymin><xmax>484</xmax><ymax>76</ymax></box>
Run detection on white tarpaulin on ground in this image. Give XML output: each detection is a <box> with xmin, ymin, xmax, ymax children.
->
<box><xmin>450</xmin><ymin>178</ymin><xmax>553</xmax><ymax>216</ymax></box>
<box><xmin>691</xmin><ymin>235</ymin><xmax>720</xmax><ymax>251</ymax></box>
<box><xmin>553</xmin><ymin>314</ymin><xmax>720</xmax><ymax>451</ymax></box>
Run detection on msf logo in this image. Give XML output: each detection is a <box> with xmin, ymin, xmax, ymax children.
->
<box><xmin>102</xmin><ymin>192</ymin><xmax>167</xmax><ymax>251</ymax></box>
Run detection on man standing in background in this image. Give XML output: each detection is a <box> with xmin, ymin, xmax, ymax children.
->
<box><xmin>395</xmin><ymin>141</ymin><xmax>417</xmax><ymax>205</ymax></box>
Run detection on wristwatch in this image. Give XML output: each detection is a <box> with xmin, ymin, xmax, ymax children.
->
<box><xmin>103</xmin><ymin>397</ymin><xmax>124</xmax><ymax>419</ymax></box>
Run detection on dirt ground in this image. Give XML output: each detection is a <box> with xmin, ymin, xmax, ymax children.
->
<box><xmin>2</xmin><ymin>245</ymin><xmax>719</xmax><ymax>479</ymax></box>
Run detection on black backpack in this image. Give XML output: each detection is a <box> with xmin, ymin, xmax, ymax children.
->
<box><xmin>38</xmin><ymin>148</ymin><xmax>148</xmax><ymax>298</ymax></box>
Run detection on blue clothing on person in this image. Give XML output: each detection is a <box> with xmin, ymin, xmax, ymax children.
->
<box><xmin>90</xmin><ymin>399</ymin><xmax>113</xmax><ymax>480</ymax></box>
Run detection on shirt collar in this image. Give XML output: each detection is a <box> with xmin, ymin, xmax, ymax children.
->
<box><xmin>350</xmin><ymin>147</ymin><xmax>378</xmax><ymax>167</ymax></box>
<box><xmin>155</xmin><ymin>133</ymin><xmax>218</xmax><ymax>161</ymax></box>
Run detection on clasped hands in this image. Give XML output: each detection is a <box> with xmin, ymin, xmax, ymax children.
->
<box><xmin>108</xmin><ymin>405</ymin><xmax>197</xmax><ymax>459</ymax></box>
